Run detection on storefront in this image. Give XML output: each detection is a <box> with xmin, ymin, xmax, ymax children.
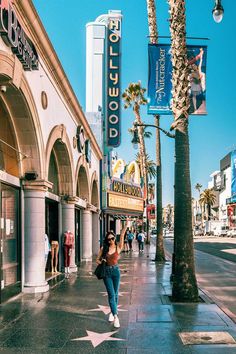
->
<box><xmin>103</xmin><ymin>159</ymin><xmax>144</xmax><ymax>235</ymax></box>
<box><xmin>0</xmin><ymin>0</ymin><xmax>102</xmax><ymax>301</ymax></box>
<box><xmin>0</xmin><ymin>180</ymin><xmax>20</xmax><ymax>302</ymax></box>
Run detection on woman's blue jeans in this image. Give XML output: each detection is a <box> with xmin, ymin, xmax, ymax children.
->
<box><xmin>103</xmin><ymin>265</ymin><xmax>120</xmax><ymax>316</ymax></box>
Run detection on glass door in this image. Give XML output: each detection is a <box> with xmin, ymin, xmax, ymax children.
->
<box><xmin>0</xmin><ymin>183</ymin><xmax>20</xmax><ymax>302</ymax></box>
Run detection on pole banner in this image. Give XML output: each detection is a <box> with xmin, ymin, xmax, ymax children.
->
<box><xmin>147</xmin><ymin>44</ymin><xmax>208</xmax><ymax>115</ymax></box>
<box><xmin>231</xmin><ymin>149</ymin><xmax>236</xmax><ymax>198</ymax></box>
<box><xmin>148</xmin><ymin>44</ymin><xmax>172</xmax><ymax>115</ymax></box>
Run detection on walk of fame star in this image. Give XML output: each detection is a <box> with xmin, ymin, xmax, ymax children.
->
<box><xmin>120</xmin><ymin>281</ymin><xmax>129</xmax><ymax>285</ymax></box>
<box><xmin>100</xmin><ymin>291</ymin><xmax>129</xmax><ymax>297</ymax></box>
<box><xmin>71</xmin><ymin>330</ymin><xmax>125</xmax><ymax>348</ymax></box>
<box><xmin>87</xmin><ymin>304</ymin><xmax>127</xmax><ymax>314</ymax></box>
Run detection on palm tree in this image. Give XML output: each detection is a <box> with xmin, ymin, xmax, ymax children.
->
<box><xmin>148</xmin><ymin>183</ymin><xmax>155</xmax><ymax>203</ymax></box>
<box><xmin>168</xmin><ymin>0</ymin><xmax>198</xmax><ymax>302</ymax></box>
<box><xmin>195</xmin><ymin>183</ymin><xmax>202</xmax><ymax>195</ymax></box>
<box><xmin>199</xmin><ymin>189</ymin><xmax>216</xmax><ymax>221</ymax></box>
<box><xmin>195</xmin><ymin>183</ymin><xmax>203</xmax><ymax>227</ymax></box>
<box><xmin>135</xmin><ymin>153</ymin><xmax>156</xmax><ymax>180</ymax></box>
<box><xmin>146</xmin><ymin>0</ymin><xmax>165</xmax><ymax>261</ymax></box>
<box><xmin>122</xmin><ymin>82</ymin><xmax>148</xmax><ymax>189</ymax></box>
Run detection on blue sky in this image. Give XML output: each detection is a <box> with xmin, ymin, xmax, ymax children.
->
<box><xmin>33</xmin><ymin>0</ymin><xmax>234</xmax><ymax>205</ymax></box>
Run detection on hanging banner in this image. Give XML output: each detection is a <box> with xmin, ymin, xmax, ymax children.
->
<box><xmin>231</xmin><ymin>149</ymin><xmax>236</xmax><ymax>199</ymax></box>
<box><xmin>147</xmin><ymin>44</ymin><xmax>207</xmax><ymax>115</ymax></box>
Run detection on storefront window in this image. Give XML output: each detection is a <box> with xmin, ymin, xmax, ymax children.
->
<box><xmin>0</xmin><ymin>183</ymin><xmax>20</xmax><ymax>292</ymax></box>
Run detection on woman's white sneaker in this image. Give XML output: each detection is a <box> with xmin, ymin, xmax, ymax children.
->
<box><xmin>108</xmin><ymin>312</ymin><xmax>114</xmax><ymax>322</ymax></box>
<box><xmin>113</xmin><ymin>315</ymin><xmax>120</xmax><ymax>328</ymax></box>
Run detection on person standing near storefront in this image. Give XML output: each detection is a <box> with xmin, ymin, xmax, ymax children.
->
<box><xmin>96</xmin><ymin>222</ymin><xmax>128</xmax><ymax>328</ymax></box>
<box><xmin>127</xmin><ymin>230</ymin><xmax>134</xmax><ymax>252</ymax></box>
<box><xmin>137</xmin><ymin>230</ymin><xmax>146</xmax><ymax>253</ymax></box>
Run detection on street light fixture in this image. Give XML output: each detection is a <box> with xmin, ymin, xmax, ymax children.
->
<box><xmin>212</xmin><ymin>0</ymin><xmax>224</xmax><ymax>23</ymax></box>
<box><xmin>131</xmin><ymin>127</ymin><xmax>139</xmax><ymax>150</ymax></box>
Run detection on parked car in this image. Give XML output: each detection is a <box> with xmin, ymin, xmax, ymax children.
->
<box><xmin>194</xmin><ymin>228</ymin><xmax>204</xmax><ymax>236</ymax></box>
<box><xmin>228</xmin><ymin>228</ymin><xmax>236</xmax><ymax>238</ymax></box>
<box><xmin>151</xmin><ymin>229</ymin><xmax>157</xmax><ymax>235</ymax></box>
<box><xmin>220</xmin><ymin>226</ymin><xmax>229</xmax><ymax>237</ymax></box>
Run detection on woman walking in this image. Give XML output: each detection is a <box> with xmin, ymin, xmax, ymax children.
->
<box><xmin>96</xmin><ymin>222</ymin><xmax>128</xmax><ymax>328</ymax></box>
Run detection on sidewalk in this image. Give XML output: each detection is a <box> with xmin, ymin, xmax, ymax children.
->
<box><xmin>1</xmin><ymin>242</ymin><xmax>236</xmax><ymax>353</ymax></box>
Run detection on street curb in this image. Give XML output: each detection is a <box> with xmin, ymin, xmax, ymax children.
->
<box><xmin>165</xmin><ymin>250</ymin><xmax>236</xmax><ymax>325</ymax></box>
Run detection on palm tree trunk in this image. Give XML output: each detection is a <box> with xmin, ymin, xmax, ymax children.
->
<box><xmin>169</xmin><ymin>0</ymin><xmax>198</xmax><ymax>301</ymax></box>
<box><xmin>134</xmin><ymin>105</ymin><xmax>149</xmax><ymax>240</ymax></box>
<box><xmin>146</xmin><ymin>0</ymin><xmax>165</xmax><ymax>259</ymax></box>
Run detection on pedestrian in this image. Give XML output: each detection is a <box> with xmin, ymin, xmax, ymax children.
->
<box><xmin>96</xmin><ymin>221</ymin><xmax>128</xmax><ymax>328</ymax></box>
<box><xmin>137</xmin><ymin>230</ymin><xmax>145</xmax><ymax>252</ymax></box>
<box><xmin>123</xmin><ymin>230</ymin><xmax>129</xmax><ymax>252</ymax></box>
<box><xmin>127</xmin><ymin>230</ymin><xmax>134</xmax><ymax>251</ymax></box>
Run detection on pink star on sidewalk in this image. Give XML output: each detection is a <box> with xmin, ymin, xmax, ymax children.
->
<box><xmin>87</xmin><ymin>304</ymin><xmax>127</xmax><ymax>314</ymax></box>
<box><xmin>71</xmin><ymin>330</ymin><xmax>125</xmax><ymax>348</ymax></box>
<box><xmin>100</xmin><ymin>291</ymin><xmax>129</xmax><ymax>297</ymax></box>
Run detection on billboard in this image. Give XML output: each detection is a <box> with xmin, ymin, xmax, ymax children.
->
<box><xmin>231</xmin><ymin>149</ymin><xmax>236</xmax><ymax>199</ymax></box>
<box><xmin>148</xmin><ymin>44</ymin><xmax>207</xmax><ymax>115</ymax></box>
<box><xmin>106</xmin><ymin>16</ymin><xmax>121</xmax><ymax>147</ymax></box>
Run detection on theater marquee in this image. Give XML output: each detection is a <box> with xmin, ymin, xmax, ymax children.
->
<box><xmin>108</xmin><ymin>192</ymin><xmax>144</xmax><ymax>212</ymax></box>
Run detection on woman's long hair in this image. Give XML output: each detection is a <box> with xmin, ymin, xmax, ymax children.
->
<box><xmin>102</xmin><ymin>231</ymin><xmax>117</xmax><ymax>256</ymax></box>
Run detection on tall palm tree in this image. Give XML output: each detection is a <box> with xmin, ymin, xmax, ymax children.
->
<box><xmin>146</xmin><ymin>0</ymin><xmax>165</xmax><ymax>261</ymax></box>
<box><xmin>148</xmin><ymin>183</ymin><xmax>155</xmax><ymax>203</ymax></box>
<box><xmin>195</xmin><ymin>183</ymin><xmax>202</xmax><ymax>195</ymax></box>
<box><xmin>122</xmin><ymin>82</ymin><xmax>148</xmax><ymax>190</ymax></box>
<box><xmin>168</xmin><ymin>0</ymin><xmax>198</xmax><ymax>302</ymax></box>
<box><xmin>195</xmin><ymin>182</ymin><xmax>203</xmax><ymax>226</ymax></box>
<box><xmin>199</xmin><ymin>188</ymin><xmax>216</xmax><ymax>221</ymax></box>
<box><xmin>135</xmin><ymin>153</ymin><xmax>156</xmax><ymax>181</ymax></box>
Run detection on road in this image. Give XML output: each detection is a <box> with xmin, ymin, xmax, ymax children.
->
<box><xmin>164</xmin><ymin>236</ymin><xmax>236</xmax><ymax>322</ymax></box>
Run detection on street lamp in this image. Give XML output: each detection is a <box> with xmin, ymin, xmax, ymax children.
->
<box><xmin>131</xmin><ymin>128</ymin><xmax>139</xmax><ymax>150</ymax></box>
<box><xmin>212</xmin><ymin>0</ymin><xmax>224</xmax><ymax>23</ymax></box>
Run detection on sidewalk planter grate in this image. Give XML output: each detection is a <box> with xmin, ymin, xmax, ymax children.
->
<box><xmin>179</xmin><ymin>331</ymin><xmax>236</xmax><ymax>345</ymax></box>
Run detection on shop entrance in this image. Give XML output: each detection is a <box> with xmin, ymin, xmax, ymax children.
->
<box><xmin>75</xmin><ymin>208</ymin><xmax>81</xmax><ymax>264</ymax></box>
<box><xmin>0</xmin><ymin>183</ymin><xmax>20</xmax><ymax>303</ymax></box>
<box><xmin>45</xmin><ymin>199</ymin><xmax>59</xmax><ymax>272</ymax></box>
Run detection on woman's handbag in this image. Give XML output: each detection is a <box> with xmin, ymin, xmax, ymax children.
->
<box><xmin>94</xmin><ymin>260</ymin><xmax>106</xmax><ymax>279</ymax></box>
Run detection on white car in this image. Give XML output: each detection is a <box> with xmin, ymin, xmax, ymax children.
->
<box><xmin>228</xmin><ymin>228</ymin><xmax>236</xmax><ymax>237</ymax></box>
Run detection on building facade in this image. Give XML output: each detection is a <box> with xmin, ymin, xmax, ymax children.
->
<box><xmin>0</xmin><ymin>0</ymin><xmax>102</xmax><ymax>302</ymax></box>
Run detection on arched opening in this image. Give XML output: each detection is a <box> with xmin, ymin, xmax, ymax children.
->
<box><xmin>0</xmin><ymin>101</ymin><xmax>18</xmax><ymax>176</ymax></box>
<box><xmin>46</xmin><ymin>138</ymin><xmax>74</xmax><ymax>272</ymax></box>
<box><xmin>0</xmin><ymin>65</ymin><xmax>43</xmax><ymax>300</ymax></box>
<box><xmin>91</xmin><ymin>180</ymin><xmax>99</xmax><ymax>207</ymax></box>
<box><xmin>77</xmin><ymin>166</ymin><xmax>89</xmax><ymax>201</ymax></box>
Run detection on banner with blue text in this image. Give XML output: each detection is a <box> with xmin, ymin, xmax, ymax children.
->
<box><xmin>148</xmin><ymin>44</ymin><xmax>207</xmax><ymax>115</ymax></box>
<box><xmin>231</xmin><ymin>150</ymin><xmax>236</xmax><ymax>199</ymax></box>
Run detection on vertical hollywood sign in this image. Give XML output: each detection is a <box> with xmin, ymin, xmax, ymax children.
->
<box><xmin>107</xmin><ymin>17</ymin><xmax>121</xmax><ymax>147</ymax></box>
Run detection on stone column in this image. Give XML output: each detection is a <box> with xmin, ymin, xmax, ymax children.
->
<box><xmin>82</xmin><ymin>209</ymin><xmax>92</xmax><ymax>261</ymax></box>
<box><xmin>61</xmin><ymin>201</ymin><xmax>77</xmax><ymax>272</ymax></box>
<box><xmin>92</xmin><ymin>212</ymin><xmax>100</xmax><ymax>255</ymax></box>
<box><xmin>23</xmin><ymin>181</ymin><xmax>51</xmax><ymax>293</ymax></box>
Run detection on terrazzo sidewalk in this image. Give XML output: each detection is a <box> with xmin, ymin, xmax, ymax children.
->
<box><xmin>1</xmin><ymin>242</ymin><xmax>236</xmax><ymax>353</ymax></box>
